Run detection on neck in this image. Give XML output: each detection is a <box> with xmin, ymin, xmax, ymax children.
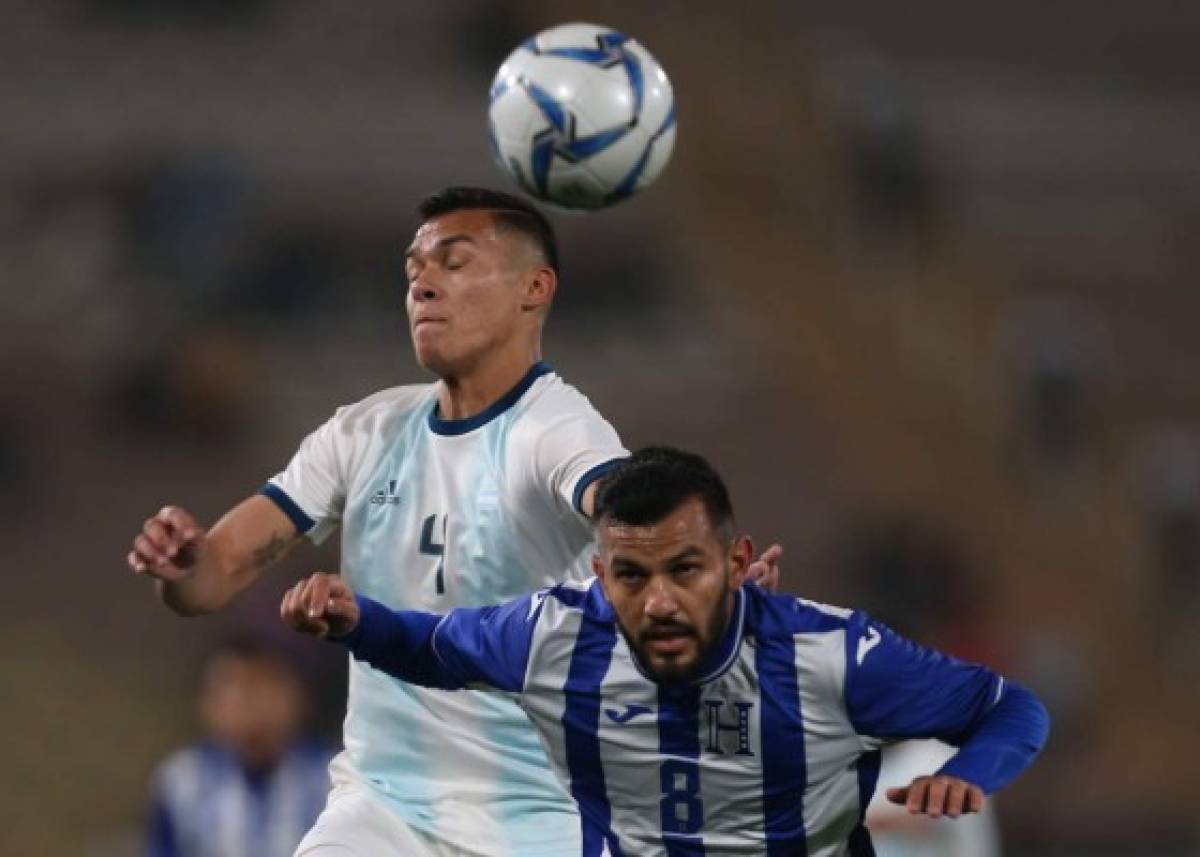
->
<box><xmin>435</xmin><ymin>340</ymin><xmax>543</xmax><ymax>420</ymax></box>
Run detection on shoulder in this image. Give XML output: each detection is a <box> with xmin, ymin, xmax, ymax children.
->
<box><xmin>525</xmin><ymin>578</ymin><xmax>614</xmax><ymax>632</ymax></box>
<box><xmin>152</xmin><ymin>743</ymin><xmax>228</xmax><ymax>796</ymax></box>
<box><xmin>743</xmin><ymin>586</ymin><xmax>859</xmax><ymax>639</ymax></box>
<box><xmin>328</xmin><ymin>383</ymin><xmax>436</xmax><ymax>428</ymax></box>
<box><xmin>539</xmin><ymin>577</ymin><xmax>599</xmax><ymax>615</ymax></box>
<box><xmin>514</xmin><ymin>372</ymin><xmax>614</xmax><ymax>432</ymax></box>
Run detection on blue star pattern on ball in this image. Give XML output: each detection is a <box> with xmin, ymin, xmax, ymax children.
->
<box><xmin>488</xmin><ymin>23</ymin><xmax>677</xmax><ymax>209</ymax></box>
<box><xmin>521</xmin><ymin>78</ymin><xmax>634</xmax><ymax>199</ymax></box>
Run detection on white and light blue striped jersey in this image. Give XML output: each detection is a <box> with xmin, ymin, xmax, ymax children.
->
<box><xmin>339</xmin><ymin>580</ymin><xmax>1050</xmax><ymax>857</ymax></box>
<box><xmin>147</xmin><ymin>740</ymin><xmax>331</xmax><ymax>857</ymax></box>
<box><xmin>262</xmin><ymin>362</ymin><xmax>626</xmax><ymax>855</ymax></box>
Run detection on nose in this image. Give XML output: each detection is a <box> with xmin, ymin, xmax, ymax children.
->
<box><xmin>643</xmin><ymin>578</ymin><xmax>679</xmax><ymax>620</ymax></box>
<box><xmin>408</xmin><ymin>271</ymin><xmax>439</xmax><ymax>303</ymax></box>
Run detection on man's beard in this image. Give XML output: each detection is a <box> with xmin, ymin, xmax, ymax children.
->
<box><xmin>628</xmin><ymin>579</ymin><xmax>732</xmax><ymax>684</ymax></box>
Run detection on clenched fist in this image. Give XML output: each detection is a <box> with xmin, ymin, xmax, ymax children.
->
<box><xmin>128</xmin><ymin>505</ymin><xmax>207</xmax><ymax>583</ymax></box>
<box><xmin>281</xmin><ymin>572</ymin><xmax>360</xmax><ymax>639</ymax></box>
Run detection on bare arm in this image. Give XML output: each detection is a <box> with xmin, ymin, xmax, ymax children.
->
<box><xmin>128</xmin><ymin>495</ymin><xmax>305</xmax><ymax>616</ymax></box>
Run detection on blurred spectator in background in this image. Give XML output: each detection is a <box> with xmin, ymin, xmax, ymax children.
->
<box><xmin>146</xmin><ymin>638</ymin><xmax>332</xmax><ymax>857</ymax></box>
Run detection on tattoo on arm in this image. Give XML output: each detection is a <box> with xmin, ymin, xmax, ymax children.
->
<box><xmin>251</xmin><ymin>534</ymin><xmax>292</xmax><ymax>570</ymax></box>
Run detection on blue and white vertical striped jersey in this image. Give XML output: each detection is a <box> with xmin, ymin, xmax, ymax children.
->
<box><xmin>262</xmin><ymin>362</ymin><xmax>626</xmax><ymax>854</ymax></box>
<box><xmin>340</xmin><ymin>579</ymin><xmax>1050</xmax><ymax>857</ymax></box>
<box><xmin>147</xmin><ymin>741</ymin><xmax>332</xmax><ymax>857</ymax></box>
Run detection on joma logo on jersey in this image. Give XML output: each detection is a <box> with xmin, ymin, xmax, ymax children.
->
<box><xmin>704</xmin><ymin>699</ymin><xmax>755</xmax><ymax>756</ymax></box>
<box><xmin>370</xmin><ymin>480</ymin><xmax>401</xmax><ymax>506</ymax></box>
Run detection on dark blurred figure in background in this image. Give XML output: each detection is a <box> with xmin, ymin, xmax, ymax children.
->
<box><xmin>147</xmin><ymin>638</ymin><xmax>332</xmax><ymax>857</ymax></box>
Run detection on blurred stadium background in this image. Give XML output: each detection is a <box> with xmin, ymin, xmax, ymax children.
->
<box><xmin>3</xmin><ymin>1</ymin><xmax>1198</xmax><ymax>854</ymax></box>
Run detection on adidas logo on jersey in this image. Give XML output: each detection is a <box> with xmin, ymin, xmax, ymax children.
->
<box><xmin>370</xmin><ymin>480</ymin><xmax>401</xmax><ymax>506</ymax></box>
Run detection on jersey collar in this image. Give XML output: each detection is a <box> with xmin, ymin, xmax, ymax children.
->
<box><xmin>691</xmin><ymin>587</ymin><xmax>747</xmax><ymax>685</ymax></box>
<box><xmin>427</xmin><ymin>361</ymin><xmax>553</xmax><ymax>436</ymax></box>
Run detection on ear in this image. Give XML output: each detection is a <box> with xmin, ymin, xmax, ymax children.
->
<box><xmin>727</xmin><ymin>535</ymin><xmax>754</xmax><ymax>590</ymax></box>
<box><xmin>592</xmin><ymin>553</ymin><xmax>611</xmax><ymax>596</ymax></box>
<box><xmin>521</xmin><ymin>266</ymin><xmax>557</xmax><ymax>313</ymax></box>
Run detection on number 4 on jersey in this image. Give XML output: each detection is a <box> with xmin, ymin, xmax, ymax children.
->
<box><xmin>420</xmin><ymin>513</ymin><xmax>448</xmax><ymax>595</ymax></box>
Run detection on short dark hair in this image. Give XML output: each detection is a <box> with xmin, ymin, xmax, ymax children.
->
<box><xmin>417</xmin><ymin>186</ymin><xmax>559</xmax><ymax>275</ymax></box>
<box><xmin>594</xmin><ymin>446</ymin><xmax>735</xmax><ymax>540</ymax></box>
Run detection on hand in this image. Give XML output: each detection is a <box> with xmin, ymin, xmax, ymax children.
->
<box><xmin>128</xmin><ymin>506</ymin><xmax>207</xmax><ymax>583</ymax></box>
<box><xmin>886</xmin><ymin>774</ymin><xmax>985</xmax><ymax>819</ymax></box>
<box><xmin>281</xmin><ymin>572</ymin><xmax>360</xmax><ymax>639</ymax></box>
<box><xmin>746</xmin><ymin>543</ymin><xmax>783</xmax><ymax>592</ymax></box>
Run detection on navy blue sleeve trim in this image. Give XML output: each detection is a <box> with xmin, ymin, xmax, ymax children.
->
<box><xmin>572</xmin><ymin>456</ymin><xmax>627</xmax><ymax>516</ymax></box>
<box><xmin>259</xmin><ymin>483</ymin><xmax>316</xmax><ymax>534</ymax></box>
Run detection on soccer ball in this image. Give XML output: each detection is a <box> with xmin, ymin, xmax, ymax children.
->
<box><xmin>488</xmin><ymin>22</ymin><xmax>676</xmax><ymax>210</ymax></box>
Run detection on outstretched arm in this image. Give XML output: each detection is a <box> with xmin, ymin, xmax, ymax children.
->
<box><xmin>129</xmin><ymin>496</ymin><xmax>303</xmax><ymax>616</ymax></box>
<box><xmin>282</xmin><ymin>572</ymin><xmax>540</xmax><ymax>693</ymax></box>
<box><xmin>845</xmin><ymin>615</ymin><xmax>1050</xmax><ymax>816</ymax></box>
<box><xmin>882</xmin><ymin>685</ymin><xmax>1047</xmax><ymax>818</ymax></box>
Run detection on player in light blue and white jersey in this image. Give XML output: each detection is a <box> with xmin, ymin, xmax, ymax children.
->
<box><xmin>129</xmin><ymin>189</ymin><xmax>785</xmax><ymax>856</ymax></box>
<box><xmin>285</xmin><ymin>446</ymin><xmax>1050</xmax><ymax>857</ymax></box>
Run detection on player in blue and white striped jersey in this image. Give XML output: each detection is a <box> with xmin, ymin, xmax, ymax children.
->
<box><xmin>284</xmin><ymin>446</ymin><xmax>1049</xmax><ymax>857</ymax></box>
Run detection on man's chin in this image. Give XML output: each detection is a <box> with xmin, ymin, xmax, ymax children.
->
<box><xmin>412</xmin><ymin>345</ymin><xmax>452</xmax><ymax>377</ymax></box>
<box><xmin>641</xmin><ymin>652</ymin><xmax>700</xmax><ymax>685</ymax></box>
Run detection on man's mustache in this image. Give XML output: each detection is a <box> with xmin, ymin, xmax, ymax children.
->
<box><xmin>639</xmin><ymin>622</ymin><xmax>696</xmax><ymax>641</ymax></box>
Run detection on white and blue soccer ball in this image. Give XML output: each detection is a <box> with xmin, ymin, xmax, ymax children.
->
<box><xmin>488</xmin><ymin>22</ymin><xmax>676</xmax><ymax>210</ymax></box>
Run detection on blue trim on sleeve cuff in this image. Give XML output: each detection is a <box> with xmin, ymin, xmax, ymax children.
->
<box><xmin>427</xmin><ymin>361</ymin><xmax>553</xmax><ymax>436</ymax></box>
<box><xmin>259</xmin><ymin>483</ymin><xmax>316</xmax><ymax>534</ymax></box>
<box><xmin>572</xmin><ymin>456</ymin><xmax>627</xmax><ymax>515</ymax></box>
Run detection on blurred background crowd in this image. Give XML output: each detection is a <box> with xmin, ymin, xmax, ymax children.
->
<box><xmin>2</xmin><ymin>1</ymin><xmax>1198</xmax><ymax>854</ymax></box>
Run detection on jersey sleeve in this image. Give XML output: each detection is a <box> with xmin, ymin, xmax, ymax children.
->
<box><xmin>260</xmin><ymin>410</ymin><xmax>349</xmax><ymax>544</ymax></box>
<box><xmin>533</xmin><ymin>409</ymin><xmax>627</xmax><ymax>517</ymax></box>
<box><xmin>843</xmin><ymin>612</ymin><xmax>1050</xmax><ymax>794</ymax></box>
<box><xmin>337</xmin><ymin>591</ymin><xmax>548</xmax><ymax>693</ymax></box>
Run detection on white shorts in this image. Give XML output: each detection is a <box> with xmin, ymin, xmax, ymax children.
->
<box><xmin>293</xmin><ymin>756</ymin><xmax>435</xmax><ymax>857</ymax></box>
<box><xmin>296</xmin><ymin>753</ymin><xmax>580</xmax><ymax>857</ymax></box>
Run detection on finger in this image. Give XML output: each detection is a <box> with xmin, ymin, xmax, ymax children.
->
<box><xmin>906</xmin><ymin>780</ymin><xmax>929</xmax><ymax>814</ymax></box>
<box><xmin>130</xmin><ymin>549</ymin><xmax>188</xmax><ymax>582</ymax></box>
<box><xmin>924</xmin><ymin>778</ymin><xmax>949</xmax><ymax>818</ymax></box>
<box><xmin>966</xmin><ymin>786</ymin><xmax>984</xmax><ymax>814</ymax></box>
<box><xmin>283</xmin><ymin>583</ymin><xmax>315</xmax><ymax>629</ymax></box>
<box><xmin>945</xmin><ymin>779</ymin><xmax>968</xmax><ymax>818</ymax></box>
<box><xmin>885</xmin><ymin>787</ymin><xmax>908</xmax><ymax>805</ymax></box>
<box><xmin>142</xmin><ymin>518</ymin><xmax>182</xmax><ymax>557</ymax></box>
<box><xmin>760</xmin><ymin>543</ymin><xmax>784</xmax><ymax>564</ymax></box>
<box><xmin>158</xmin><ymin>506</ymin><xmax>201</xmax><ymax>542</ymax></box>
<box><xmin>746</xmin><ymin>561</ymin><xmax>765</xmax><ymax>581</ymax></box>
<box><xmin>307</xmin><ymin>574</ymin><xmax>332</xmax><ymax>619</ymax></box>
<box><xmin>133</xmin><ymin>534</ymin><xmax>170</xmax><ymax>567</ymax></box>
<box><xmin>128</xmin><ymin>549</ymin><xmax>148</xmax><ymax>574</ymax></box>
<box><xmin>324</xmin><ymin>590</ymin><xmax>357</xmax><ymax>622</ymax></box>
<box><xmin>280</xmin><ymin>583</ymin><xmax>302</xmax><ymax>626</ymax></box>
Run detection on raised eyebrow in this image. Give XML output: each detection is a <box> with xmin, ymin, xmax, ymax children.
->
<box><xmin>404</xmin><ymin>234</ymin><xmax>477</xmax><ymax>261</ymax></box>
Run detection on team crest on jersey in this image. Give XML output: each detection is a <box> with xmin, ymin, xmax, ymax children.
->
<box><xmin>704</xmin><ymin>698</ymin><xmax>755</xmax><ymax>756</ymax></box>
<box><xmin>369</xmin><ymin>480</ymin><xmax>401</xmax><ymax>506</ymax></box>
